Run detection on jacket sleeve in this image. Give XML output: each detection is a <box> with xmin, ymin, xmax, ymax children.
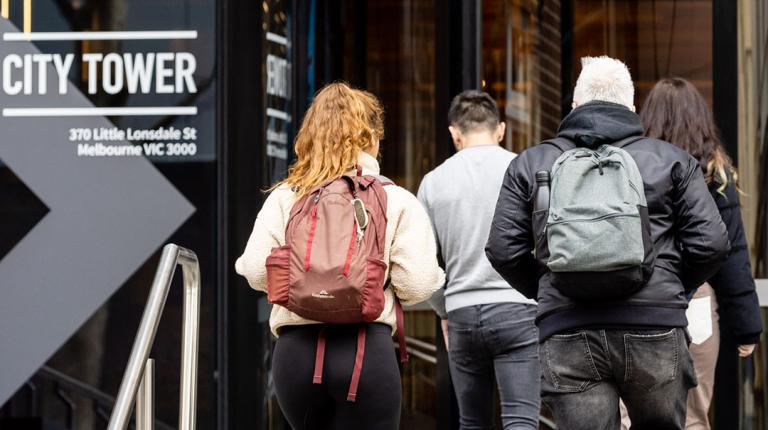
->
<box><xmin>672</xmin><ymin>156</ymin><xmax>730</xmax><ymax>293</ymax></box>
<box><xmin>389</xmin><ymin>187</ymin><xmax>446</xmax><ymax>306</ymax></box>
<box><xmin>485</xmin><ymin>155</ymin><xmax>540</xmax><ymax>299</ymax></box>
<box><xmin>707</xmin><ymin>182</ymin><xmax>763</xmax><ymax>344</ymax></box>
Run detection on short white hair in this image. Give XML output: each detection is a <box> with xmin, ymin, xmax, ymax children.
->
<box><xmin>573</xmin><ymin>56</ymin><xmax>634</xmax><ymax>109</ymax></box>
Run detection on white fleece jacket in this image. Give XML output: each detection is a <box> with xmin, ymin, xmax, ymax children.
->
<box><xmin>235</xmin><ymin>152</ymin><xmax>445</xmax><ymax>336</ymax></box>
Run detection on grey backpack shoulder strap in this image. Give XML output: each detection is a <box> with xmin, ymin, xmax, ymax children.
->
<box><xmin>544</xmin><ymin>135</ymin><xmax>644</xmax><ymax>152</ymax></box>
<box><xmin>541</xmin><ymin>137</ymin><xmax>575</xmax><ymax>153</ymax></box>
<box><xmin>612</xmin><ymin>135</ymin><xmax>645</xmax><ymax>149</ymax></box>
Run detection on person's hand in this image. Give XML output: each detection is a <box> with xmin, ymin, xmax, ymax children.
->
<box><xmin>738</xmin><ymin>344</ymin><xmax>756</xmax><ymax>357</ymax></box>
<box><xmin>441</xmin><ymin>319</ymin><xmax>449</xmax><ymax>350</ymax></box>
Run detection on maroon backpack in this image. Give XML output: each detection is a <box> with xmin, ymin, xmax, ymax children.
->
<box><xmin>265</xmin><ymin>168</ymin><xmax>407</xmax><ymax>402</ymax></box>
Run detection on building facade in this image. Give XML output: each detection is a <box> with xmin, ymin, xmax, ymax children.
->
<box><xmin>1</xmin><ymin>0</ymin><xmax>767</xmax><ymax>429</ymax></box>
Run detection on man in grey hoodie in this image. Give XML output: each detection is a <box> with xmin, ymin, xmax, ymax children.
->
<box><xmin>418</xmin><ymin>90</ymin><xmax>539</xmax><ymax>429</ymax></box>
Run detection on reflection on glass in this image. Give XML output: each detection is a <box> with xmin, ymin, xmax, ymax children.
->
<box><xmin>572</xmin><ymin>1</ymin><xmax>713</xmax><ymax>107</ymax></box>
<box><xmin>753</xmin><ymin>3</ymin><xmax>768</xmax><ymax>279</ymax></box>
<box><xmin>401</xmin><ymin>310</ymin><xmax>438</xmax><ymax>428</ymax></box>
<box><xmin>747</xmin><ymin>6</ymin><xmax>767</xmax><ymax>428</ymax></box>
<box><xmin>307</xmin><ymin>0</ymin><xmax>438</xmax><ymax>193</ymax></box>
<box><xmin>365</xmin><ymin>0</ymin><xmax>437</xmax><ymax>193</ymax></box>
<box><xmin>482</xmin><ymin>0</ymin><xmax>562</xmax><ymax>153</ymax></box>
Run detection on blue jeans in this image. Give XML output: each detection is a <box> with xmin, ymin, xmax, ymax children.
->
<box><xmin>540</xmin><ymin>328</ymin><xmax>697</xmax><ymax>430</ymax></box>
<box><xmin>447</xmin><ymin>303</ymin><xmax>540</xmax><ymax>430</ymax></box>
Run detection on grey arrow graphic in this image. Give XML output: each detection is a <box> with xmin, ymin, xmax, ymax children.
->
<box><xmin>0</xmin><ymin>19</ymin><xmax>195</xmax><ymax>405</ymax></box>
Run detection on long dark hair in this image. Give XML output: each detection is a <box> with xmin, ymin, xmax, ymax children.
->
<box><xmin>640</xmin><ymin>77</ymin><xmax>734</xmax><ymax>193</ymax></box>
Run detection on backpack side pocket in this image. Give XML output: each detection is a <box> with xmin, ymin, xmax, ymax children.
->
<box><xmin>266</xmin><ymin>245</ymin><xmax>292</xmax><ymax>306</ymax></box>
<box><xmin>361</xmin><ymin>257</ymin><xmax>387</xmax><ymax>322</ymax></box>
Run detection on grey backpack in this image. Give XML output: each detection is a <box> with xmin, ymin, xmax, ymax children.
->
<box><xmin>540</xmin><ymin>137</ymin><xmax>654</xmax><ymax>300</ymax></box>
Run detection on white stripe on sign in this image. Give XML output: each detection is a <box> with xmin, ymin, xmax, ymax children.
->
<box><xmin>3</xmin><ymin>31</ymin><xmax>198</xmax><ymax>41</ymax></box>
<box><xmin>266</xmin><ymin>32</ymin><xmax>288</xmax><ymax>46</ymax></box>
<box><xmin>2</xmin><ymin>107</ymin><xmax>198</xmax><ymax>117</ymax></box>
<box><xmin>266</xmin><ymin>108</ymin><xmax>291</xmax><ymax>122</ymax></box>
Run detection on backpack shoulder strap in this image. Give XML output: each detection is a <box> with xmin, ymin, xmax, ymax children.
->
<box><xmin>541</xmin><ymin>137</ymin><xmax>575</xmax><ymax>153</ymax></box>
<box><xmin>612</xmin><ymin>135</ymin><xmax>645</xmax><ymax>149</ymax></box>
<box><xmin>543</xmin><ymin>135</ymin><xmax>644</xmax><ymax>152</ymax></box>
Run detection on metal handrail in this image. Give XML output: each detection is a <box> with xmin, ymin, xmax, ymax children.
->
<box><xmin>38</xmin><ymin>366</ymin><xmax>118</xmax><ymax>409</ymax></box>
<box><xmin>405</xmin><ymin>335</ymin><xmax>438</xmax><ymax>353</ymax></box>
<box><xmin>4</xmin><ymin>365</ymin><xmax>174</xmax><ymax>430</ymax></box>
<box><xmin>107</xmin><ymin>244</ymin><xmax>201</xmax><ymax>430</ymax></box>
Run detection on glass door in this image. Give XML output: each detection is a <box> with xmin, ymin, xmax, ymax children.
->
<box><xmin>482</xmin><ymin>0</ymin><xmax>563</xmax><ymax>153</ymax></box>
<box><xmin>295</xmin><ymin>1</ymin><xmax>444</xmax><ymax>428</ymax></box>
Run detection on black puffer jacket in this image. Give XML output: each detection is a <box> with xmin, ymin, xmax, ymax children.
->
<box><xmin>708</xmin><ymin>179</ymin><xmax>763</xmax><ymax>344</ymax></box>
<box><xmin>486</xmin><ymin>101</ymin><xmax>730</xmax><ymax>341</ymax></box>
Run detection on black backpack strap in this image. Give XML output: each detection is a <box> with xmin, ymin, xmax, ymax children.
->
<box><xmin>543</xmin><ymin>135</ymin><xmax>644</xmax><ymax>151</ymax></box>
<box><xmin>541</xmin><ymin>137</ymin><xmax>575</xmax><ymax>153</ymax></box>
<box><xmin>612</xmin><ymin>135</ymin><xmax>645</xmax><ymax>148</ymax></box>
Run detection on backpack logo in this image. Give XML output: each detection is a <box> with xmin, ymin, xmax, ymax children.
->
<box><xmin>311</xmin><ymin>290</ymin><xmax>335</xmax><ymax>299</ymax></box>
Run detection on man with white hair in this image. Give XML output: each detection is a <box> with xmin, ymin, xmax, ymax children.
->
<box><xmin>486</xmin><ymin>56</ymin><xmax>730</xmax><ymax>429</ymax></box>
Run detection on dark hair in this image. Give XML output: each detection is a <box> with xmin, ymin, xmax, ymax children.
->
<box><xmin>447</xmin><ymin>90</ymin><xmax>501</xmax><ymax>134</ymax></box>
<box><xmin>640</xmin><ymin>77</ymin><xmax>734</xmax><ymax>192</ymax></box>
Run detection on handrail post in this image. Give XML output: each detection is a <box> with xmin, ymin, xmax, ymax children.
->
<box><xmin>107</xmin><ymin>244</ymin><xmax>201</xmax><ymax>430</ymax></box>
<box><xmin>136</xmin><ymin>359</ymin><xmax>154</xmax><ymax>430</ymax></box>
<box><xmin>178</xmin><ymin>249</ymin><xmax>200</xmax><ymax>430</ymax></box>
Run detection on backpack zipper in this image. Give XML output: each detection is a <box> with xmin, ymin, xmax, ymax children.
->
<box><xmin>570</xmin><ymin>153</ymin><xmax>645</xmax><ymax>201</ymax></box>
<box><xmin>304</xmin><ymin>195</ymin><xmax>320</xmax><ymax>272</ymax></box>
<box><xmin>548</xmin><ymin>211</ymin><xmax>639</xmax><ymax>226</ymax></box>
<box><xmin>343</xmin><ymin>220</ymin><xmax>357</xmax><ymax>276</ymax></box>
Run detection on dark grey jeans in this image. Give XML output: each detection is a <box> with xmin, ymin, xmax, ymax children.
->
<box><xmin>447</xmin><ymin>303</ymin><xmax>540</xmax><ymax>430</ymax></box>
<box><xmin>540</xmin><ymin>328</ymin><xmax>697</xmax><ymax>430</ymax></box>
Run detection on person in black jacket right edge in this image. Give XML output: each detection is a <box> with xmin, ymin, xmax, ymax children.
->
<box><xmin>628</xmin><ymin>77</ymin><xmax>762</xmax><ymax>430</ymax></box>
<box><xmin>486</xmin><ymin>56</ymin><xmax>731</xmax><ymax>430</ymax></box>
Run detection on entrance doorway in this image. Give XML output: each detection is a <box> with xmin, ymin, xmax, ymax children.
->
<box><xmin>312</xmin><ymin>1</ymin><xmax>442</xmax><ymax>427</ymax></box>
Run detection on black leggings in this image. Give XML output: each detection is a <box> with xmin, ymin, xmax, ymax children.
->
<box><xmin>273</xmin><ymin>323</ymin><xmax>402</xmax><ymax>430</ymax></box>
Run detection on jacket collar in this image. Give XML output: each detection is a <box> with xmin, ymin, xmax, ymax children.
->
<box><xmin>557</xmin><ymin>101</ymin><xmax>644</xmax><ymax>148</ymax></box>
<box><xmin>355</xmin><ymin>151</ymin><xmax>381</xmax><ymax>176</ymax></box>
